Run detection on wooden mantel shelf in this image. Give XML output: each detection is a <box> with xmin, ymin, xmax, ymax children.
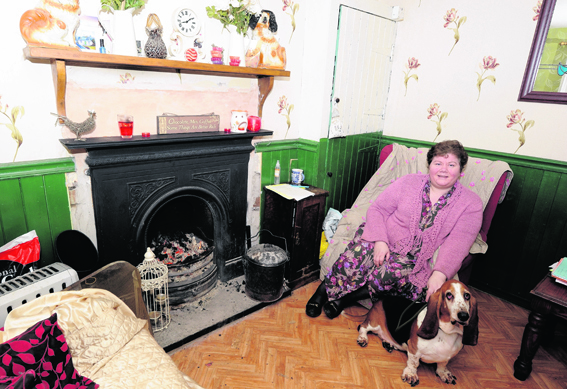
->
<box><xmin>23</xmin><ymin>46</ymin><xmax>290</xmax><ymax>118</ymax></box>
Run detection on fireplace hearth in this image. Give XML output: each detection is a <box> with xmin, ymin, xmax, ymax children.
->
<box><xmin>60</xmin><ymin>131</ymin><xmax>273</xmax><ymax>288</ymax></box>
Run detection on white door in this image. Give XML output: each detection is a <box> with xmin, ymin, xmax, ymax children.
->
<box><xmin>329</xmin><ymin>5</ymin><xmax>397</xmax><ymax>137</ymax></box>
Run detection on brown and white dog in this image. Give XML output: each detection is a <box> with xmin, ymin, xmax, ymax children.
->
<box><xmin>357</xmin><ymin>280</ymin><xmax>478</xmax><ymax>386</ymax></box>
<box><xmin>246</xmin><ymin>10</ymin><xmax>286</xmax><ymax>70</ymax></box>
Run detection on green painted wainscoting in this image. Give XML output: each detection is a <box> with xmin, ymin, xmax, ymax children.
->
<box><xmin>0</xmin><ymin>158</ymin><xmax>74</xmax><ymax>267</ymax></box>
<box><xmin>258</xmin><ymin>134</ymin><xmax>567</xmax><ymax>309</ymax></box>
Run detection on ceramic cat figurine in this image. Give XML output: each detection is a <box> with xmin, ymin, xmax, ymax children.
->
<box><xmin>20</xmin><ymin>0</ymin><xmax>81</xmax><ymax>49</ymax></box>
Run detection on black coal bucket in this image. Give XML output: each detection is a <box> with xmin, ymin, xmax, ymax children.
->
<box><xmin>243</xmin><ymin>244</ymin><xmax>289</xmax><ymax>302</ymax></box>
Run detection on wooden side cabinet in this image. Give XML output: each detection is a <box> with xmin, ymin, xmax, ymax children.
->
<box><xmin>261</xmin><ymin>186</ymin><xmax>329</xmax><ymax>291</ymax></box>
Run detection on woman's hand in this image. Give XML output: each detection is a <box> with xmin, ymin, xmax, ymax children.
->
<box><xmin>373</xmin><ymin>241</ymin><xmax>390</xmax><ymax>267</ymax></box>
<box><xmin>426</xmin><ymin>271</ymin><xmax>447</xmax><ymax>301</ymax></box>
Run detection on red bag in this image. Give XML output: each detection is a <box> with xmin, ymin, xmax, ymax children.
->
<box><xmin>0</xmin><ymin>230</ymin><xmax>40</xmax><ymax>283</ymax></box>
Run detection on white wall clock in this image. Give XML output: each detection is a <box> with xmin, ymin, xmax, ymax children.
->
<box><xmin>173</xmin><ymin>8</ymin><xmax>201</xmax><ymax>37</ymax></box>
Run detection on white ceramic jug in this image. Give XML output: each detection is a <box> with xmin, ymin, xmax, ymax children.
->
<box><xmin>110</xmin><ymin>8</ymin><xmax>138</xmax><ymax>56</ymax></box>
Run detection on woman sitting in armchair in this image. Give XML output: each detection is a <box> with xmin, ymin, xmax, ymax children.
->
<box><xmin>306</xmin><ymin>140</ymin><xmax>483</xmax><ymax>319</ymax></box>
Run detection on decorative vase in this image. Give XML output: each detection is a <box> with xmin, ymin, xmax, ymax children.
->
<box><xmin>112</xmin><ymin>8</ymin><xmax>138</xmax><ymax>56</ymax></box>
<box><xmin>227</xmin><ymin>24</ymin><xmax>245</xmax><ymax>67</ymax></box>
<box><xmin>231</xmin><ymin>110</ymin><xmax>248</xmax><ymax>133</ymax></box>
<box><xmin>245</xmin><ymin>39</ymin><xmax>261</xmax><ymax>68</ymax></box>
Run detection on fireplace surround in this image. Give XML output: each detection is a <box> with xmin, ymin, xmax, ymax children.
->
<box><xmin>60</xmin><ymin>130</ymin><xmax>272</xmax><ymax>284</ymax></box>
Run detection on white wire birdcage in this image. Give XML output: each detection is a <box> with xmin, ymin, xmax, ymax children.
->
<box><xmin>137</xmin><ymin>248</ymin><xmax>170</xmax><ymax>332</ymax></box>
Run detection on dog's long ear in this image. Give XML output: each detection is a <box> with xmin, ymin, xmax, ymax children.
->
<box><xmin>462</xmin><ymin>294</ymin><xmax>479</xmax><ymax>346</ymax></box>
<box><xmin>267</xmin><ymin>10</ymin><xmax>278</xmax><ymax>33</ymax></box>
<box><xmin>249</xmin><ymin>13</ymin><xmax>260</xmax><ymax>30</ymax></box>
<box><xmin>417</xmin><ymin>289</ymin><xmax>442</xmax><ymax>340</ymax></box>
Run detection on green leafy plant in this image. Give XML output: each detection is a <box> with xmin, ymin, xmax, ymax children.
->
<box><xmin>206</xmin><ymin>0</ymin><xmax>251</xmax><ymax>36</ymax></box>
<box><xmin>100</xmin><ymin>0</ymin><xmax>145</xmax><ymax>11</ymax></box>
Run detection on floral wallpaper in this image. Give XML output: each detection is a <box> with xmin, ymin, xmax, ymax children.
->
<box><xmin>283</xmin><ymin>0</ymin><xmax>300</xmax><ymax>43</ymax></box>
<box><xmin>443</xmin><ymin>8</ymin><xmax>466</xmax><ymax>56</ymax></box>
<box><xmin>389</xmin><ymin>0</ymin><xmax>551</xmax><ymax>156</ymax></box>
<box><xmin>476</xmin><ymin>56</ymin><xmax>499</xmax><ymax>101</ymax></box>
<box><xmin>0</xmin><ymin>96</ymin><xmax>25</xmax><ymax>162</ymax></box>
<box><xmin>277</xmin><ymin>95</ymin><xmax>294</xmax><ymax>139</ymax></box>
<box><xmin>506</xmin><ymin>109</ymin><xmax>535</xmax><ymax>154</ymax></box>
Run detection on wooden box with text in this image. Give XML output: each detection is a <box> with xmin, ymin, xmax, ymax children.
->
<box><xmin>157</xmin><ymin>115</ymin><xmax>220</xmax><ymax>134</ymax></box>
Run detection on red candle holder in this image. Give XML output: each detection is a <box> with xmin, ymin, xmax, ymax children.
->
<box><xmin>247</xmin><ymin>116</ymin><xmax>261</xmax><ymax>132</ymax></box>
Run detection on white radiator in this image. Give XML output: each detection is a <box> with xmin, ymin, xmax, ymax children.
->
<box><xmin>0</xmin><ymin>262</ymin><xmax>79</xmax><ymax>327</ymax></box>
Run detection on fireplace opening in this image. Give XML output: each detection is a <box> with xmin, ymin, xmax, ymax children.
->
<box><xmin>144</xmin><ymin>194</ymin><xmax>218</xmax><ymax>306</ymax></box>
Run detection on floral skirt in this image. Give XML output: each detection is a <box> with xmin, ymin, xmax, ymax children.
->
<box><xmin>324</xmin><ymin>223</ymin><xmax>425</xmax><ymax>303</ymax></box>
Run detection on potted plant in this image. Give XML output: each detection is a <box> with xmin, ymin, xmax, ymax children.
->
<box><xmin>100</xmin><ymin>0</ymin><xmax>145</xmax><ymax>11</ymax></box>
<box><xmin>100</xmin><ymin>0</ymin><xmax>146</xmax><ymax>56</ymax></box>
<box><xmin>206</xmin><ymin>0</ymin><xmax>251</xmax><ymax>65</ymax></box>
<box><xmin>206</xmin><ymin>0</ymin><xmax>251</xmax><ymax>36</ymax></box>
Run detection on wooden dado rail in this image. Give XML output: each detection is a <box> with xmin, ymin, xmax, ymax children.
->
<box><xmin>23</xmin><ymin>46</ymin><xmax>291</xmax><ymax>118</ymax></box>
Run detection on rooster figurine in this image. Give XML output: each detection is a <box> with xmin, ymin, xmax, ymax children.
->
<box><xmin>51</xmin><ymin>110</ymin><xmax>96</xmax><ymax>141</ymax></box>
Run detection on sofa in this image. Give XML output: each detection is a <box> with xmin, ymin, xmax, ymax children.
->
<box><xmin>0</xmin><ymin>288</ymin><xmax>204</xmax><ymax>388</ymax></box>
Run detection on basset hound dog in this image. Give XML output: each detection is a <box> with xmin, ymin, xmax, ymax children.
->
<box><xmin>357</xmin><ymin>280</ymin><xmax>478</xmax><ymax>386</ymax></box>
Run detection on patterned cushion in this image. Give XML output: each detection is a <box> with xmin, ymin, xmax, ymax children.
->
<box><xmin>0</xmin><ymin>313</ymin><xmax>98</xmax><ymax>389</ymax></box>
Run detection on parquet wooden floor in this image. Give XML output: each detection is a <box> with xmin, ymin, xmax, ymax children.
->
<box><xmin>170</xmin><ymin>281</ymin><xmax>567</xmax><ymax>389</ymax></box>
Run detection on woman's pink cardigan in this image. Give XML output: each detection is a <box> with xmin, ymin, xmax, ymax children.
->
<box><xmin>361</xmin><ymin>174</ymin><xmax>483</xmax><ymax>288</ymax></box>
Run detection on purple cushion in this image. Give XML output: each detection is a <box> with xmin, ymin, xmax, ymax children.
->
<box><xmin>0</xmin><ymin>313</ymin><xmax>98</xmax><ymax>389</ymax></box>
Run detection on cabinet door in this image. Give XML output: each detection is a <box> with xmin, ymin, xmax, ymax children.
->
<box><xmin>288</xmin><ymin>195</ymin><xmax>326</xmax><ymax>288</ymax></box>
<box><xmin>261</xmin><ymin>190</ymin><xmax>295</xmax><ymax>253</ymax></box>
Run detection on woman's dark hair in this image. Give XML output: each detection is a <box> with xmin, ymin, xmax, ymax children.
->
<box><xmin>426</xmin><ymin>140</ymin><xmax>468</xmax><ymax>171</ymax></box>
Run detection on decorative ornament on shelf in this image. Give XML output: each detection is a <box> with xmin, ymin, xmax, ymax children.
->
<box><xmin>144</xmin><ymin>13</ymin><xmax>167</xmax><ymax>59</ymax></box>
<box><xmin>137</xmin><ymin>248</ymin><xmax>170</xmax><ymax>333</ymax></box>
<box><xmin>185</xmin><ymin>48</ymin><xmax>198</xmax><ymax>62</ymax></box>
<box><xmin>210</xmin><ymin>44</ymin><xmax>224</xmax><ymax>65</ymax></box>
<box><xmin>19</xmin><ymin>0</ymin><xmax>81</xmax><ymax>49</ymax></box>
<box><xmin>231</xmin><ymin>110</ymin><xmax>248</xmax><ymax>133</ymax></box>
<box><xmin>100</xmin><ymin>0</ymin><xmax>146</xmax><ymax>57</ymax></box>
<box><xmin>247</xmin><ymin>10</ymin><xmax>286</xmax><ymax>69</ymax></box>
<box><xmin>172</xmin><ymin>7</ymin><xmax>201</xmax><ymax>37</ymax></box>
<box><xmin>51</xmin><ymin>110</ymin><xmax>96</xmax><ymax>141</ymax></box>
<box><xmin>169</xmin><ymin>31</ymin><xmax>183</xmax><ymax>58</ymax></box>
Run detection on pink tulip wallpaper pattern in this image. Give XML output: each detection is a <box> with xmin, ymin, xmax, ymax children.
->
<box><xmin>476</xmin><ymin>56</ymin><xmax>499</xmax><ymax>101</ymax></box>
<box><xmin>426</xmin><ymin>103</ymin><xmax>447</xmax><ymax>142</ymax></box>
<box><xmin>0</xmin><ymin>95</ymin><xmax>25</xmax><ymax>162</ymax></box>
<box><xmin>404</xmin><ymin>57</ymin><xmax>421</xmax><ymax>96</ymax></box>
<box><xmin>506</xmin><ymin>109</ymin><xmax>535</xmax><ymax>154</ymax></box>
<box><xmin>443</xmin><ymin>8</ymin><xmax>467</xmax><ymax>56</ymax></box>
<box><xmin>283</xmin><ymin>0</ymin><xmax>300</xmax><ymax>43</ymax></box>
<box><xmin>277</xmin><ymin>95</ymin><xmax>294</xmax><ymax>140</ymax></box>
<box><xmin>400</xmin><ymin>1</ymin><xmax>542</xmax><ymax>154</ymax></box>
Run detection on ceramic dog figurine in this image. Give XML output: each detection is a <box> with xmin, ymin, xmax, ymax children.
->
<box><xmin>246</xmin><ymin>10</ymin><xmax>286</xmax><ymax>69</ymax></box>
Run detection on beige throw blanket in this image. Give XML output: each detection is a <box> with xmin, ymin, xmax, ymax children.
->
<box><xmin>320</xmin><ymin>143</ymin><xmax>513</xmax><ymax>279</ymax></box>
<box><xmin>0</xmin><ymin>289</ymin><xmax>204</xmax><ymax>389</ymax></box>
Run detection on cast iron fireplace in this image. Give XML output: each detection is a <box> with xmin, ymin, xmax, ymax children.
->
<box><xmin>60</xmin><ymin>130</ymin><xmax>272</xmax><ymax>285</ymax></box>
